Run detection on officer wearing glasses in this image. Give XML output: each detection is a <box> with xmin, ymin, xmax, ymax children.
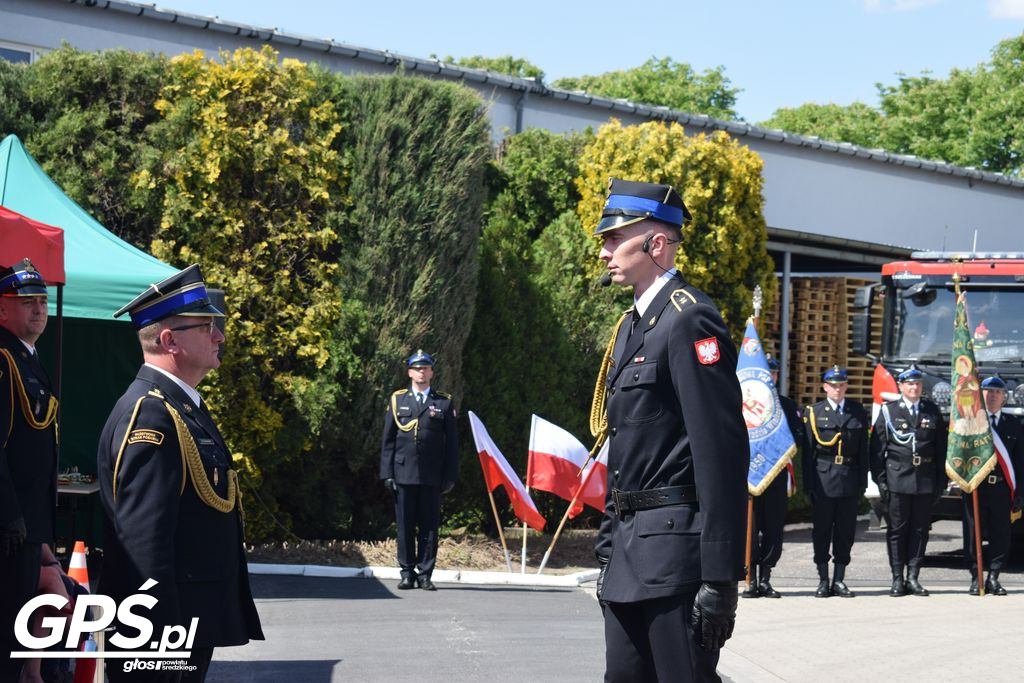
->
<box><xmin>97</xmin><ymin>265</ymin><xmax>262</xmax><ymax>681</ymax></box>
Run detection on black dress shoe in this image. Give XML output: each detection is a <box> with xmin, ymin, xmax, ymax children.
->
<box><xmin>758</xmin><ymin>580</ymin><xmax>781</xmax><ymax>598</ymax></box>
<box><xmin>906</xmin><ymin>577</ymin><xmax>929</xmax><ymax>596</ymax></box>
<box><xmin>417</xmin><ymin>576</ymin><xmax>437</xmax><ymax>591</ymax></box>
<box><xmin>831</xmin><ymin>581</ymin><xmax>854</xmax><ymax>598</ymax></box>
<box><xmin>740</xmin><ymin>583</ymin><xmax>760</xmax><ymax>599</ymax></box>
<box><xmin>968</xmin><ymin>578</ymin><xmax>979</xmax><ymax>596</ymax></box>
<box><xmin>889</xmin><ymin>578</ymin><xmax>907</xmax><ymax>597</ymax></box>
<box><xmin>986</xmin><ymin>577</ymin><xmax>1007</xmax><ymax>596</ymax></box>
<box><xmin>814</xmin><ymin>580</ymin><xmax>831</xmax><ymax>598</ymax></box>
<box><xmin>398</xmin><ymin>575</ymin><xmax>415</xmax><ymax>590</ymax></box>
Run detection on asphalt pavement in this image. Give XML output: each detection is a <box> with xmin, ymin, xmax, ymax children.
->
<box><xmin>207</xmin><ymin>518</ymin><xmax>1023</xmax><ymax>682</ymax></box>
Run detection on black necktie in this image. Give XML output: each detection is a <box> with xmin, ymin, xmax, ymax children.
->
<box><xmin>992</xmin><ymin>414</ymin><xmax>998</xmax><ymax>430</ymax></box>
<box><xmin>629</xmin><ymin>309</ymin><xmax>640</xmax><ymax>339</ymax></box>
<box><xmin>911</xmin><ymin>404</ymin><xmax>918</xmax><ymax>421</ymax></box>
<box><xmin>417</xmin><ymin>392</ymin><xmax>425</xmax><ymax>406</ymax></box>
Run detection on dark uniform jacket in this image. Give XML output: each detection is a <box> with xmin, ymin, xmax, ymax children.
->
<box><xmin>380</xmin><ymin>387</ymin><xmax>458</xmax><ymax>487</ymax></box>
<box><xmin>97</xmin><ymin>366</ymin><xmax>263</xmax><ymax>648</ymax></box>
<box><xmin>870</xmin><ymin>398</ymin><xmax>947</xmax><ymax>496</ymax></box>
<box><xmin>780</xmin><ymin>395</ymin><xmax>805</xmax><ymax>460</ymax></box>
<box><xmin>984</xmin><ymin>412</ymin><xmax>1024</xmax><ymax>498</ymax></box>
<box><xmin>0</xmin><ymin>326</ymin><xmax>57</xmax><ymax>544</ymax></box>
<box><xmin>595</xmin><ymin>275</ymin><xmax>748</xmax><ymax>604</ymax></box>
<box><xmin>802</xmin><ymin>399</ymin><xmax>869</xmax><ymax>498</ymax></box>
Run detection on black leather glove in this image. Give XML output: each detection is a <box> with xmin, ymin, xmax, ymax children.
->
<box><xmin>384</xmin><ymin>478</ymin><xmax>398</xmax><ymax>494</ymax></box>
<box><xmin>1013</xmin><ymin>496</ymin><xmax>1023</xmax><ymax>514</ymax></box>
<box><xmin>877</xmin><ymin>481</ymin><xmax>890</xmax><ymax>506</ymax></box>
<box><xmin>596</xmin><ymin>556</ymin><xmax>609</xmax><ymax>604</ymax></box>
<box><xmin>691</xmin><ymin>581</ymin><xmax>738</xmax><ymax>652</ymax></box>
<box><xmin>441</xmin><ymin>481</ymin><xmax>455</xmax><ymax>495</ymax></box>
<box><xmin>0</xmin><ymin>517</ymin><xmax>27</xmax><ymax>558</ymax></box>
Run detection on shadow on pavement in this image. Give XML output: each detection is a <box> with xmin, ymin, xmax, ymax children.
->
<box><xmin>208</xmin><ymin>659</ymin><xmax>340</xmax><ymax>682</ymax></box>
<box><xmin>250</xmin><ymin>575</ymin><xmax>396</xmax><ymax>600</ymax></box>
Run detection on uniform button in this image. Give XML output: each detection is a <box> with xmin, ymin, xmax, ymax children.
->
<box><xmin>613</xmin><ymin>470</ymin><xmax>620</xmax><ymax>479</ymax></box>
<box><xmin>610</xmin><ymin>427</ymin><xmax>617</xmax><ymax>436</ymax></box>
<box><xmin>610</xmin><ymin>387</ymin><xmax>616</xmax><ymax>395</ymax></box>
<box><xmin>633</xmin><ymin>372</ymin><xmax>640</xmax><ymax>381</ymax></box>
<box><xmin>666</xmin><ymin>519</ymin><xmax>674</xmax><ymax>528</ymax></box>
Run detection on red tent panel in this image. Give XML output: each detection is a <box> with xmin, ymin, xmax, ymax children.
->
<box><xmin>0</xmin><ymin>204</ymin><xmax>65</xmax><ymax>284</ymax></box>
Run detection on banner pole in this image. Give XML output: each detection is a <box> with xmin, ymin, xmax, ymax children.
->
<box><xmin>973</xmin><ymin>489</ymin><xmax>985</xmax><ymax>596</ymax></box>
<box><xmin>486</xmin><ymin>488</ymin><xmax>513</xmax><ymax>573</ymax></box>
<box><xmin>521</xmin><ymin>496</ymin><xmax>529</xmax><ymax>574</ymax></box>
<box><xmin>744</xmin><ymin>495</ymin><xmax>755</xmax><ymax>591</ymax></box>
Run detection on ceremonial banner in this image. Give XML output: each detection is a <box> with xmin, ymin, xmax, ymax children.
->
<box><xmin>946</xmin><ymin>292</ymin><xmax>996</xmax><ymax>492</ymax></box>
<box><xmin>469</xmin><ymin>411</ymin><xmax>547</xmax><ymax>531</ymax></box>
<box><xmin>736</xmin><ymin>319</ymin><xmax>797</xmax><ymax>495</ymax></box>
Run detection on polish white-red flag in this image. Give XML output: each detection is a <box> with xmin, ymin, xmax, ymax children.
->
<box><xmin>575</xmin><ymin>439</ymin><xmax>609</xmax><ymax>514</ymax></box>
<box><xmin>528</xmin><ymin>415</ymin><xmax>591</xmax><ymax>517</ymax></box>
<box><xmin>469</xmin><ymin>411</ymin><xmax>547</xmax><ymax>532</ymax></box>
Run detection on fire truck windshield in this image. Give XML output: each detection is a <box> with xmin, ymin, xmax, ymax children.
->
<box><xmin>893</xmin><ymin>287</ymin><xmax>1024</xmax><ymax>363</ymax></box>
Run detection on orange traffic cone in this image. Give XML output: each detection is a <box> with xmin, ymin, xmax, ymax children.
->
<box><xmin>68</xmin><ymin>541</ymin><xmax>89</xmax><ymax>588</ymax></box>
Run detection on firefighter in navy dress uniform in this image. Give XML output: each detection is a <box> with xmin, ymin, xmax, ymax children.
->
<box><xmin>803</xmin><ymin>366</ymin><xmax>868</xmax><ymax>598</ymax></box>
<box><xmin>97</xmin><ymin>265</ymin><xmax>263</xmax><ymax>681</ymax></box>
<box><xmin>870</xmin><ymin>365</ymin><xmax>947</xmax><ymax>597</ymax></box>
<box><xmin>380</xmin><ymin>350</ymin><xmax>458</xmax><ymax>592</ymax></box>
<box><xmin>591</xmin><ymin>179</ymin><xmax>748</xmax><ymax>683</ymax></box>
<box><xmin>962</xmin><ymin>375</ymin><xmax>1024</xmax><ymax>595</ymax></box>
<box><xmin>0</xmin><ymin>259</ymin><xmax>68</xmax><ymax>683</ymax></box>
<box><xmin>742</xmin><ymin>355</ymin><xmax>803</xmax><ymax>599</ymax></box>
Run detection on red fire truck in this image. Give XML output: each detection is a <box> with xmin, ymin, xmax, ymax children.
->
<box><xmin>851</xmin><ymin>251</ymin><xmax>1024</xmax><ymax>526</ymax></box>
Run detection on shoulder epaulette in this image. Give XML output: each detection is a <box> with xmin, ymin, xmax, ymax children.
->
<box><xmin>392</xmin><ymin>388</ymin><xmax>409</xmax><ymax>396</ymax></box>
<box><xmin>435</xmin><ymin>391</ymin><xmax>452</xmax><ymax>400</ymax></box>
<box><xmin>670</xmin><ymin>288</ymin><xmax>698</xmax><ymax>313</ymax></box>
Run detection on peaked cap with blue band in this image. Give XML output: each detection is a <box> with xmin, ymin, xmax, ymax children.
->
<box><xmin>823</xmin><ymin>365</ymin><xmax>848</xmax><ymax>384</ymax></box>
<box><xmin>0</xmin><ymin>258</ymin><xmax>48</xmax><ymax>296</ymax></box>
<box><xmin>981</xmin><ymin>375</ymin><xmax>1007</xmax><ymax>390</ymax></box>
<box><xmin>766</xmin><ymin>354</ymin><xmax>780</xmax><ymax>371</ymax></box>
<box><xmin>897</xmin><ymin>365</ymin><xmax>924</xmax><ymax>382</ymax></box>
<box><xmin>407</xmin><ymin>349</ymin><xmax>435</xmax><ymax>367</ymax></box>
<box><xmin>594</xmin><ymin>178</ymin><xmax>692</xmax><ymax>235</ymax></box>
<box><xmin>114</xmin><ymin>264</ymin><xmax>223</xmax><ymax>329</ymax></box>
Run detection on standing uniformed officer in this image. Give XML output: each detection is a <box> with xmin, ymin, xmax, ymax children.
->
<box><xmin>97</xmin><ymin>265</ymin><xmax>263</xmax><ymax>681</ymax></box>
<box><xmin>380</xmin><ymin>350</ymin><xmax>458</xmax><ymax>591</ymax></box>
<box><xmin>870</xmin><ymin>365</ymin><xmax>947</xmax><ymax>597</ymax></box>
<box><xmin>0</xmin><ymin>259</ymin><xmax>68</xmax><ymax>682</ymax></box>
<box><xmin>592</xmin><ymin>178</ymin><xmax>748</xmax><ymax>682</ymax></box>
<box><xmin>743</xmin><ymin>355</ymin><xmax>803</xmax><ymax>599</ymax></box>
<box><xmin>963</xmin><ymin>375</ymin><xmax>1023</xmax><ymax>595</ymax></box>
<box><xmin>803</xmin><ymin>366</ymin><xmax>868</xmax><ymax>598</ymax></box>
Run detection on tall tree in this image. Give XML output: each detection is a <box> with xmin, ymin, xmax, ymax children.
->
<box><xmin>444</xmin><ymin>55</ymin><xmax>545</xmax><ymax>81</ymax></box>
<box><xmin>553</xmin><ymin>57</ymin><xmax>740</xmax><ymax>120</ymax></box>
<box><xmin>757</xmin><ymin>102</ymin><xmax>884</xmax><ymax>148</ymax></box>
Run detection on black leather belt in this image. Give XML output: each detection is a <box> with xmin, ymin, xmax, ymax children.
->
<box><xmin>818</xmin><ymin>455</ymin><xmax>854</xmax><ymax>465</ymax></box>
<box><xmin>987</xmin><ymin>472</ymin><xmax>1004</xmax><ymax>485</ymax></box>
<box><xmin>907</xmin><ymin>455</ymin><xmax>934</xmax><ymax>466</ymax></box>
<box><xmin>611</xmin><ymin>485</ymin><xmax>697</xmax><ymax>516</ymax></box>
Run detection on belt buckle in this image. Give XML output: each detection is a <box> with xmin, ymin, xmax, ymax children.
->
<box><xmin>611</xmin><ymin>490</ymin><xmax>624</xmax><ymax>516</ymax></box>
<box><xmin>912</xmin><ymin>455</ymin><xmax>921</xmax><ymax>466</ymax></box>
<box><xmin>834</xmin><ymin>455</ymin><xmax>843</xmax><ymax>465</ymax></box>
<box><xmin>988</xmin><ymin>475</ymin><xmax>997</xmax><ymax>485</ymax></box>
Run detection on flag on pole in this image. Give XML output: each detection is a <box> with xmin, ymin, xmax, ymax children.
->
<box><xmin>528</xmin><ymin>415</ymin><xmax>589</xmax><ymax>516</ymax></box>
<box><xmin>575</xmin><ymin>440</ymin><xmax>609</xmax><ymax>513</ymax></box>
<box><xmin>946</xmin><ymin>291</ymin><xmax>996</xmax><ymax>493</ymax></box>
<box><xmin>871</xmin><ymin>363</ymin><xmax>900</xmax><ymax>428</ymax></box>
<box><xmin>469</xmin><ymin>411</ymin><xmax>547</xmax><ymax>531</ymax></box>
<box><xmin>991</xmin><ymin>428</ymin><xmax>1017</xmax><ymax>499</ymax></box>
<box><xmin>736</xmin><ymin>318</ymin><xmax>797</xmax><ymax>495</ymax></box>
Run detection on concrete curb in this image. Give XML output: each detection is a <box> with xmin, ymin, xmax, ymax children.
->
<box><xmin>248</xmin><ymin>562</ymin><xmax>599</xmax><ymax>587</ymax></box>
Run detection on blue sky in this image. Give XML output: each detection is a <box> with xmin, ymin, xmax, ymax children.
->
<box><xmin>159</xmin><ymin>0</ymin><xmax>1023</xmax><ymax>123</ymax></box>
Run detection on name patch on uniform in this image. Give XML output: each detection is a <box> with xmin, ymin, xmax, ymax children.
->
<box><xmin>127</xmin><ymin>429</ymin><xmax>164</xmax><ymax>446</ymax></box>
<box><xmin>694</xmin><ymin>337</ymin><xmax>721</xmax><ymax>365</ymax></box>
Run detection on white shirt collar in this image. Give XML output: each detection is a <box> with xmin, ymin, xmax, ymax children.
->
<box><xmin>634</xmin><ymin>269</ymin><xmax>677</xmax><ymax>318</ymax></box>
<box><xmin>411</xmin><ymin>385</ymin><xmax>431</xmax><ymax>399</ymax></box>
<box><xmin>145</xmin><ymin>362</ymin><xmax>202</xmax><ymax>408</ymax></box>
<box><xmin>19</xmin><ymin>338</ymin><xmax>35</xmax><ymax>355</ymax></box>
<box><xmin>827</xmin><ymin>398</ymin><xmax>844</xmax><ymax>413</ymax></box>
<box><xmin>904</xmin><ymin>398</ymin><xmax>920</xmax><ymax>411</ymax></box>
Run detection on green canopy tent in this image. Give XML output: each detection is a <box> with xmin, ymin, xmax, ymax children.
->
<box><xmin>0</xmin><ymin>134</ymin><xmax>177</xmax><ymax>492</ymax></box>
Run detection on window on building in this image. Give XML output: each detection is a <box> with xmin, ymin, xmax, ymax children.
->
<box><xmin>0</xmin><ymin>41</ymin><xmax>37</xmax><ymax>64</ymax></box>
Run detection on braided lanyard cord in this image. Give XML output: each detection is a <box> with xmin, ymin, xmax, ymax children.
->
<box><xmin>0</xmin><ymin>347</ymin><xmax>58</xmax><ymax>435</ymax></box>
<box><xmin>165</xmin><ymin>400</ymin><xmax>238</xmax><ymax>513</ymax></box>
<box><xmin>391</xmin><ymin>391</ymin><xmax>418</xmax><ymax>440</ymax></box>
<box><xmin>881</xmin><ymin>404</ymin><xmax>916</xmax><ymax>455</ymax></box>
<box><xmin>589</xmin><ymin>310</ymin><xmax>632</xmax><ymax>454</ymax></box>
<box><xmin>808</xmin><ymin>405</ymin><xmax>843</xmax><ymax>462</ymax></box>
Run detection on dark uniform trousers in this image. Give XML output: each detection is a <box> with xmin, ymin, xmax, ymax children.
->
<box><xmin>803</xmin><ymin>399</ymin><xmax>869</xmax><ymax>567</ymax></box>
<box><xmin>870</xmin><ymin>399</ymin><xmax>947</xmax><ymax>571</ymax></box>
<box><xmin>380</xmin><ymin>387</ymin><xmax>458</xmax><ymax>579</ymax></box>
<box><xmin>98</xmin><ymin>366</ymin><xmax>263</xmax><ymax>682</ymax></box>
<box><xmin>0</xmin><ymin>328</ymin><xmax>58</xmax><ymax>682</ymax></box>
<box><xmin>750</xmin><ymin>396</ymin><xmax>803</xmax><ymax>571</ymax></box>
<box><xmin>962</xmin><ymin>413</ymin><xmax>1024</xmax><ymax>573</ymax></box>
<box><xmin>595</xmin><ymin>275</ymin><xmax>748</xmax><ymax>683</ymax></box>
